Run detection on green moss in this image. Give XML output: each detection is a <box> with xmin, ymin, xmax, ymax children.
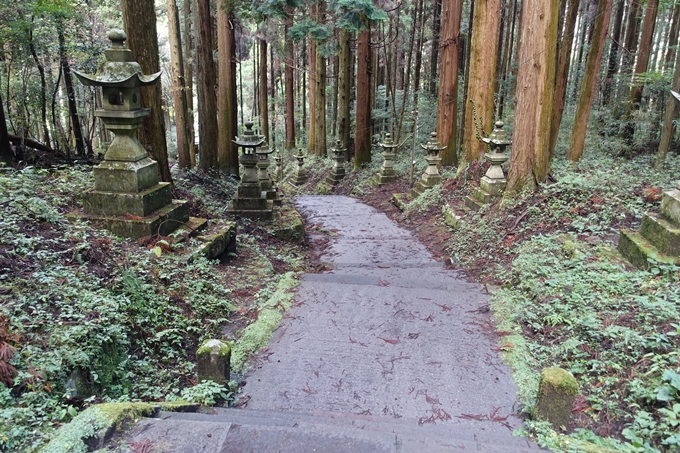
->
<box><xmin>230</xmin><ymin>272</ymin><xmax>299</xmax><ymax>372</ymax></box>
<box><xmin>40</xmin><ymin>401</ymin><xmax>195</xmax><ymax>453</ymax></box>
<box><xmin>540</xmin><ymin>368</ymin><xmax>579</xmax><ymax>395</ymax></box>
<box><xmin>197</xmin><ymin>339</ymin><xmax>231</xmax><ymax>358</ymax></box>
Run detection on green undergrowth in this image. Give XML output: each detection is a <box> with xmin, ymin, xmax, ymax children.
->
<box><xmin>0</xmin><ymin>165</ymin><xmax>304</xmax><ymax>451</ymax></box>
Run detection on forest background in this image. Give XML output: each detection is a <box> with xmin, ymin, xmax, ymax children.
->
<box><xmin>1</xmin><ymin>0</ymin><xmax>680</xmax><ymax>451</ymax></box>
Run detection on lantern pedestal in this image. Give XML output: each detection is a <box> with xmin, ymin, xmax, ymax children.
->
<box><xmin>226</xmin><ymin>122</ymin><xmax>273</xmax><ymax>219</ymax></box>
<box><xmin>465</xmin><ymin>121</ymin><xmax>511</xmax><ymax>211</ymax></box>
<box><xmin>375</xmin><ymin>134</ymin><xmax>397</xmax><ymax>186</ymax></box>
<box><xmin>72</xmin><ymin>29</ymin><xmax>190</xmax><ymax>238</ymax></box>
<box><xmin>325</xmin><ymin>140</ymin><xmax>346</xmax><ymax>185</ymax></box>
<box><xmin>288</xmin><ymin>150</ymin><xmax>308</xmax><ymax>186</ymax></box>
<box><xmin>411</xmin><ymin>132</ymin><xmax>445</xmax><ymax>198</ymax></box>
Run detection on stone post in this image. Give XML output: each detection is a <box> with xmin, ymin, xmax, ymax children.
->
<box><xmin>533</xmin><ymin>367</ymin><xmax>579</xmax><ymax>428</ymax></box>
<box><xmin>325</xmin><ymin>140</ymin><xmax>347</xmax><ymax>185</ymax></box>
<box><xmin>411</xmin><ymin>132</ymin><xmax>445</xmax><ymax>198</ymax></box>
<box><xmin>375</xmin><ymin>133</ymin><xmax>398</xmax><ymax>185</ymax></box>
<box><xmin>226</xmin><ymin>122</ymin><xmax>273</xmax><ymax>219</ymax></box>
<box><xmin>289</xmin><ymin>149</ymin><xmax>308</xmax><ymax>186</ymax></box>
<box><xmin>272</xmin><ymin>151</ymin><xmax>284</xmax><ymax>183</ymax></box>
<box><xmin>196</xmin><ymin>339</ymin><xmax>231</xmax><ymax>385</ymax></box>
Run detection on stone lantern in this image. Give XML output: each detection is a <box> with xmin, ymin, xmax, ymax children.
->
<box><xmin>375</xmin><ymin>133</ymin><xmax>398</xmax><ymax>186</ymax></box>
<box><xmin>256</xmin><ymin>143</ymin><xmax>277</xmax><ymax>201</ymax></box>
<box><xmin>325</xmin><ymin>140</ymin><xmax>347</xmax><ymax>185</ymax></box>
<box><xmin>272</xmin><ymin>151</ymin><xmax>284</xmax><ymax>183</ymax></box>
<box><xmin>289</xmin><ymin>149</ymin><xmax>308</xmax><ymax>186</ymax></box>
<box><xmin>411</xmin><ymin>132</ymin><xmax>445</xmax><ymax>197</ymax></box>
<box><xmin>226</xmin><ymin>122</ymin><xmax>273</xmax><ymax>219</ymax></box>
<box><xmin>72</xmin><ymin>29</ymin><xmax>189</xmax><ymax>238</ymax></box>
<box><xmin>465</xmin><ymin>120</ymin><xmax>512</xmax><ymax>211</ymax></box>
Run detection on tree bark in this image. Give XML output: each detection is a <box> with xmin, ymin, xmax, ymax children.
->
<box><xmin>338</xmin><ymin>28</ymin><xmax>352</xmax><ymax>152</ymax></box>
<box><xmin>183</xmin><ymin>0</ymin><xmax>196</xmax><ymax>166</ymax></box>
<box><xmin>258</xmin><ymin>38</ymin><xmax>269</xmax><ymax>141</ymax></box>
<box><xmin>167</xmin><ymin>0</ymin><xmax>192</xmax><ymax>168</ymax></box>
<box><xmin>437</xmin><ymin>0</ymin><xmax>463</xmax><ymax>166</ymax></box>
<box><xmin>506</xmin><ymin>0</ymin><xmax>559</xmax><ymax>194</ymax></box>
<box><xmin>307</xmin><ymin>36</ymin><xmax>317</xmax><ymax>154</ymax></box>
<box><xmin>665</xmin><ymin>4</ymin><xmax>680</xmax><ymax>69</ymax></box>
<box><xmin>217</xmin><ymin>5</ymin><xmax>238</xmax><ymax>175</ymax></box>
<box><xmin>396</xmin><ymin>0</ymin><xmax>419</xmax><ymax>143</ymax></box>
<box><xmin>0</xmin><ymin>88</ymin><xmax>14</xmax><ymax>165</ymax></box>
<box><xmin>568</xmin><ymin>0</ymin><xmax>613</xmax><ymax>162</ymax></box>
<box><xmin>123</xmin><ymin>0</ymin><xmax>172</xmax><ymax>181</ymax></box>
<box><xmin>58</xmin><ymin>25</ymin><xmax>86</xmax><ymax>157</ymax></box>
<box><xmin>603</xmin><ymin>0</ymin><xmax>624</xmax><ymax>105</ymax></box>
<box><xmin>429</xmin><ymin>0</ymin><xmax>443</xmax><ymax>96</ymax></box>
<box><xmin>285</xmin><ymin>12</ymin><xmax>296</xmax><ymax>150</ymax></box>
<box><xmin>622</xmin><ymin>0</ymin><xmax>659</xmax><ymax>140</ymax></box>
<box><xmin>314</xmin><ymin>47</ymin><xmax>327</xmax><ymax>156</ymax></box>
<box><xmin>355</xmin><ymin>28</ymin><xmax>372</xmax><ymax>168</ymax></box>
<box><xmin>195</xmin><ymin>0</ymin><xmax>218</xmax><ymax>172</ymax></box>
<box><xmin>461</xmin><ymin>0</ymin><xmax>500</xmax><ymax>165</ymax></box>
<box><xmin>548</xmin><ymin>0</ymin><xmax>579</xmax><ymax>157</ymax></box>
<box><xmin>28</xmin><ymin>27</ymin><xmax>50</xmax><ymax>149</ymax></box>
<box><xmin>656</xmin><ymin>39</ymin><xmax>680</xmax><ymax>168</ymax></box>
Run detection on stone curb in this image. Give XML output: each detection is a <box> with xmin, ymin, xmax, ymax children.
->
<box><xmin>40</xmin><ymin>401</ymin><xmax>197</xmax><ymax>453</ymax></box>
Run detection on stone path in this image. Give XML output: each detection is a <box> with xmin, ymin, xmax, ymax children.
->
<box><xmin>243</xmin><ymin>195</ymin><xmax>523</xmax><ymax>433</ymax></box>
<box><xmin>121</xmin><ymin>195</ymin><xmax>542</xmax><ymax>452</ymax></box>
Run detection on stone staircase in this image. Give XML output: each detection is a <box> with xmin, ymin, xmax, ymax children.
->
<box><xmin>619</xmin><ymin>182</ymin><xmax>680</xmax><ymax>269</ymax></box>
<box><xmin>118</xmin><ymin>407</ymin><xmax>542</xmax><ymax>453</ymax></box>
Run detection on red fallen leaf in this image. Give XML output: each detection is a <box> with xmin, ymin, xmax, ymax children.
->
<box><xmin>423</xmin><ymin>315</ymin><xmax>435</xmax><ymax>322</ymax></box>
<box><xmin>124</xmin><ymin>214</ymin><xmax>143</xmax><ymax>220</ymax></box>
<box><xmin>435</xmin><ymin>303</ymin><xmax>452</xmax><ymax>311</ymax></box>
<box><xmin>425</xmin><ymin>391</ymin><xmax>441</xmax><ymax>405</ymax></box>
<box><xmin>378</xmin><ymin>337</ymin><xmax>399</xmax><ymax>345</ymax></box>
<box><xmin>493</xmin><ymin>343</ymin><xmax>514</xmax><ymax>351</ymax></box>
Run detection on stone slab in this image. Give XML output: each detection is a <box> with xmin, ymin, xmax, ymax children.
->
<box><xmin>122</xmin><ymin>418</ymin><xmax>230</xmax><ymax>453</ymax></box>
<box><xmin>83</xmin><ymin>182</ymin><xmax>172</xmax><ymax>217</ymax></box>
<box><xmin>618</xmin><ymin>228</ymin><xmax>680</xmax><ymax>270</ymax></box>
<box><xmin>93</xmin><ymin>157</ymin><xmax>159</xmax><ymax>193</ymax></box>
<box><xmin>464</xmin><ymin>195</ymin><xmax>483</xmax><ymax>211</ymax></box>
<box><xmin>661</xmin><ymin>189</ymin><xmax>680</xmax><ymax>224</ymax></box>
<box><xmin>640</xmin><ymin>212</ymin><xmax>680</xmax><ymax>256</ymax></box>
<box><xmin>73</xmin><ymin>200</ymin><xmax>190</xmax><ymax>239</ymax></box>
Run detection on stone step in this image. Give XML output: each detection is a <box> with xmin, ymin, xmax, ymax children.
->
<box><xmin>618</xmin><ymin>228</ymin><xmax>680</xmax><ymax>270</ymax></box>
<box><xmin>464</xmin><ymin>195</ymin><xmax>484</xmax><ymax>211</ymax></box>
<box><xmin>119</xmin><ymin>408</ymin><xmax>542</xmax><ymax>453</ymax></box>
<box><xmin>661</xmin><ymin>188</ymin><xmax>680</xmax><ymax>225</ymax></box>
<box><xmin>640</xmin><ymin>212</ymin><xmax>680</xmax><ymax>256</ymax></box>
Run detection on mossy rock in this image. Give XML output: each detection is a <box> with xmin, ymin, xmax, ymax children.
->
<box><xmin>197</xmin><ymin>339</ymin><xmax>231</xmax><ymax>385</ymax></box>
<box><xmin>533</xmin><ymin>367</ymin><xmax>579</xmax><ymax>429</ymax></box>
<box><xmin>40</xmin><ymin>401</ymin><xmax>196</xmax><ymax>453</ymax></box>
<box><xmin>266</xmin><ymin>204</ymin><xmax>305</xmax><ymax>244</ymax></box>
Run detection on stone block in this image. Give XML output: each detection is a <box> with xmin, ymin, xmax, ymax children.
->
<box><xmin>266</xmin><ymin>205</ymin><xmax>306</xmax><ymax>244</ymax></box>
<box><xmin>93</xmin><ymin>157</ymin><xmax>159</xmax><ymax>193</ymax></box>
<box><xmin>391</xmin><ymin>193</ymin><xmax>411</xmax><ymax>212</ymax></box>
<box><xmin>618</xmin><ymin>228</ymin><xmax>680</xmax><ymax>270</ymax></box>
<box><xmin>83</xmin><ymin>183</ymin><xmax>172</xmax><ymax>217</ymax></box>
<box><xmin>74</xmin><ymin>200</ymin><xmax>190</xmax><ymax>239</ymax></box>
<box><xmin>197</xmin><ymin>222</ymin><xmax>237</xmax><ymax>260</ymax></box>
<box><xmin>640</xmin><ymin>212</ymin><xmax>680</xmax><ymax>256</ymax></box>
<box><xmin>464</xmin><ymin>196</ymin><xmax>483</xmax><ymax>212</ymax></box>
<box><xmin>661</xmin><ymin>189</ymin><xmax>680</xmax><ymax>224</ymax></box>
<box><xmin>472</xmin><ymin>188</ymin><xmax>494</xmax><ymax>204</ymax></box>
<box><xmin>533</xmin><ymin>367</ymin><xmax>579</xmax><ymax>429</ymax></box>
<box><xmin>196</xmin><ymin>339</ymin><xmax>231</xmax><ymax>385</ymax></box>
<box><xmin>443</xmin><ymin>204</ymin><xmax>462</xmax><ymax>229</ymax></box>
<box><xmin>480</xmin><ymin>176</ymin><xmax>507</xmax><ymax>196</ymax></box>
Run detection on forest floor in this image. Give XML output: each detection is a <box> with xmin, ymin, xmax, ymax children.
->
<box><xmin>1</xmin><ymin>141</ymin><xmax>680</xmax><ymax>453</ymax></box>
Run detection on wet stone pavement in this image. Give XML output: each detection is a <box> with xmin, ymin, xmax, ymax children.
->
<box><xmin>243</xmin><ymin>195</ymin><xmax>525</xmax><ymax>437</ymax></box>
<box><xmin>122</xmin><ymin>195</ymin><xmax>542</xmax><ymax>452</ymax></box>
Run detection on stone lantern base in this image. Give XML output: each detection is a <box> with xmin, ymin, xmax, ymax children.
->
<box><xmin>226</xmin><ymin>182</ymin><xmax>274</xmax><ymax>220</ymax></box>
<box><xmin>618</xmin><ymin>185</ymin><xmax>680</xmax><ymax>269</ymax></box>
<box><xmin>464</xmin><ymin>176</ymin><xmax>507</xmax><ymax>211</ymax></box>
<box><xmin>325</xmin><ymin>166</ymin><xmax>346</xmax><ymax>185</ymax></box>
<box><xmin>410</xmin><ymin>155</ymin><xmax>442</xmax><ymax>198</ymax></box>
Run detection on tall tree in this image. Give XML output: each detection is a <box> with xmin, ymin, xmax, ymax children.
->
<box><xmin>665</xmin><ymin>3</ymin><xmax>680</xmax><ymax>69</ymax></box>
<box><xmin>656</xmin><ymin>39</ymin><xmax>680</xmax><ymax>168</ymax></box>
<box><xmin>0</xmin><ymin>88</ymin><xmax>14</xmax><ymax>165</ymax></box>
<box><xmin>196</xmin><ymin>0</ymin><xmax>218</xmax><ymax>172</ymax></box>
<box><xmin>436</xmin><ymin>0</ymin><xmax>463</xmax><ymax>166</ymax></box>
<box><xmin>355</xmin><ymin>27</ymin><xmax>372</xmax><ymax>167</ymax></box>
<box><xmin>461</xmin><ymin>0</ymin><xmax>500</xmax><ymax>165</ymax></box>
<box><xmin>568</xmin><ymin>0</ymin><xmax>613</xmax><ymax>162</ymax></box>
<box><xmin>123</xmin><ymin>0</ymin><xmax>172</xmax><ymax>181</ymax></box>
<box><xmin>505</xmin><ymin>0</ymin><xmax>559</xmax><ymax>194</ymax></box>
<box><xmin>167</xmin><ymin>0</ymin><xmax>192</xmax><ymax>168</ymax></box>
<box><xmin>337</xmin><ymin>28</ymin><xmax>352</xmax><ymax>151</ymax></box>
<box><xmin>429</xmin><ymin>0</ymin><xmax>443</xmax><ymax>97</ymax></box>
<box><xmin>285</xmin><ymin>10</ymin><xmax>296</xmax><ymax>150</ymax></box>
<box><xmin>58</xmin><ymin>23</ymin><xmax>86</xmax><ymax>157</ymax></box>
<box><xmin>307</xmin><ymin>35</ymin><xmax>317</xmax><ymax>154</ymax></box>
<box><xmin>258</xmin><ymin>37</ymin><xmax>269</xmax><ymax>141</ymax></box>
<box><xmin>217</xmin><ymin>1</ymin><xmax>239</xmax><ymax>175</ymax></box>
<box><xmin>183</xmin><ymin>0</ymin><xmax>196</xmax><ymax>165</ymax></box>
<box><xmin>622</xmin><ymin>0</ymin><xmax>659</xmax><ymax>141</ymax></box>
<box><xmin>603</xmin><ymin>0</ymin><xmax>624</xmax><ymax>105</ymax></box>
<box><xmin>548</xmin><ymin>0</ymin><xmax>579</xmax><ymax>158</ymax></box>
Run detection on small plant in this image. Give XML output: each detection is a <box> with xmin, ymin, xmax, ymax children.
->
<box><xmin>179</xmin><ymin>380</ymin><xmax>236</xmax><ymax>406</ymax></box>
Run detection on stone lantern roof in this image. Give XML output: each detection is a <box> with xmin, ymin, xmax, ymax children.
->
<box><xmin>73</xmin><ymin>29</ymin><xmax>161</xmax><ymax>88</ymax></box>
